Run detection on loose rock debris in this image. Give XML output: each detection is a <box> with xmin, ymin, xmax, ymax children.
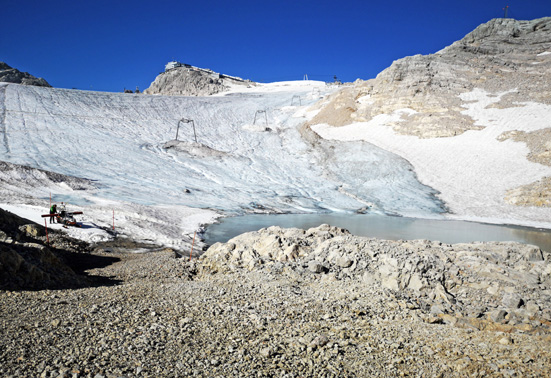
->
<box><xmin>2</xmin><ymin>222</ymin><xmax>551</xmax><ymax>377</ymax></box>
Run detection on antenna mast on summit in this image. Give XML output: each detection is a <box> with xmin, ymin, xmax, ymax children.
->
<box><xmin>503</xmin><ymin>5</ymin><xmax>509</xmax><ymax>18</ymax></box>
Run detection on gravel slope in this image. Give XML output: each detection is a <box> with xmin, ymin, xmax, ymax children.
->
<box><xmin>2</xmin><ymin>223</ymin><xmax>551</xmax><ymax>377</ymax></box>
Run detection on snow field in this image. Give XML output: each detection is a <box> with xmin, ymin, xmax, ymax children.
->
<box><xmin>311</xmin><ymin>88</ymin><xmax>551</xmax><ymax>228</ymax></box>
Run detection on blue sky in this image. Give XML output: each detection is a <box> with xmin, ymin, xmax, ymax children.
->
<box><xmin>1</xmin><ymin>0</ymin><xmax>549</xmax><ymax>92</ymax></box>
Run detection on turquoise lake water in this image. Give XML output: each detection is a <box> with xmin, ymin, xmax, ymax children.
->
<box><xmin>203</xmin><ymin>213</ymin><xmax>551</xmax><ymax>252</ymax></box>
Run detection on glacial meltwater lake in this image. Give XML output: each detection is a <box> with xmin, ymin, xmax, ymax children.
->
<box><xmin>203</xmin><ymin>213</ymin><xmax>551</xmax><ymax>252</ymax></box>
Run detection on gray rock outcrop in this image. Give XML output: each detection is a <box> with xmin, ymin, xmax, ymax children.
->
<box><xmin>0</xmin><ymin>161</ymin><xmax>97</xmax><ymax>203</ymax></box>
<box><xmin>202</xmin><ymin>224</ymin><xmax>551</xmax><ymax>329</ymax></box>
<box><xmin>0</xmin><ymin>62</ymin><xmax>51</xmax><ymax>87</ymax></box>
<box><xmin>308</xmin><ymin>17</ymin><xmax>551</xmax><ymax>138</ymax></box>
<box><xmin>505</xmin><ymin>176</ymin><xmax>551</xmax><ymax>207</ymax></box>
<box><xmin>145</xmin><ymin>65</ymin><xmax>252</xmax><ymax>96</ymax></box>
<box><xmin>0</xmin><ymin>208</ymin><xmax>89</xmax><ymax>290</ymax></box>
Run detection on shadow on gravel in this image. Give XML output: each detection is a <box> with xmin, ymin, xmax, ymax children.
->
<box><xmin>0</xmin><ymin>242</ymin><xmax>123</xmax><ymax>291</ymax></box>
<box><xmin>60</xmin><ymin>250</ymin><xmax>123</xmax><ymax>288</ymax></box>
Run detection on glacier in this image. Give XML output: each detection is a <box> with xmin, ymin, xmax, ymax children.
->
<box><xmin>0</xmin><ymin>81</ymin><xmax>445</xmax><ymax>246</ymax></box>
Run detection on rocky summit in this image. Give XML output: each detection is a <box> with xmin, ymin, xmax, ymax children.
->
<box><xmin>308</xmin><ymin>17</ymin><xmax>551</xmax><ymax>138</ymax></box>
<box><xmin>0</xmin><ymin>62</ymin><xmax>51</xmax><ymax>87</ymax></box>
<box><xmin>2</xmin><ymin>218</ymin><xmax>551</xmax><ymax>377</ymax></box>
<box><xmin>144</xmin><ymin>64</ymin><xmax>252</xmax><ymax>96</ymax></box>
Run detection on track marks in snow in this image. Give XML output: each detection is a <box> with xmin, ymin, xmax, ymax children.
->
<box><xmin>0</xmin><ymin>83</ymin><xmax>447</xmax><ymax>218</ymax></box>
<box><xmin>0</xmin><ymin>85</ymin><xmax>10</xmax><ymax>155</ymax></box>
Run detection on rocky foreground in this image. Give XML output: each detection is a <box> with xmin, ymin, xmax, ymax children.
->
<box><xmin>1</xmin><ymin>215</ymin><xmax>551</xmax><ymax>377</ymax></box>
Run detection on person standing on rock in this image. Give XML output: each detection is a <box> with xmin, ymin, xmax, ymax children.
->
<box><xmin>49</xmin><ymin>204</ymin><xmax>57</xmax><ymax>223</ymax></box>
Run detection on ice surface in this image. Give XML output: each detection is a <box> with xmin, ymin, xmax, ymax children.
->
<box><xmin>0</xmin><ymin>81</ymin><xmax>445</xmax><ymax>246</ymax></box>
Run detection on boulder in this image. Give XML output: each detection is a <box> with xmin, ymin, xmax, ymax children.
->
<box><xmin>502</xmin><ymin>293</ymin><xmax>524</xmax><ymax>309</ymax></box>
<box><xmin>308</xmin><ymin>260</ymin><xmax>326</xmax><ymax>274</ymax></box>
<box><xmin>488</xmin><ymin>309</ymin><xmax>508</xmax><ymax>323</ymax></box>
<box><xmin>19</xmin><ymin>224</ymin><xmax>44</xmax><ymax>238</ymax></box>
<box><xmin>524</xmin><ymin>246</ymin><xmax>545</xmax><ymax>262</ymax></box>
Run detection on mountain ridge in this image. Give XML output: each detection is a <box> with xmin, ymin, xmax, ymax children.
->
<box><xmin>308</xmin><ymin>17</ymin><xmax>551</xmax><ymax>214</ymax></box>
<box><xmin>309</xmin><ymin>17</ymin><xmax>551</xmax><ymax>138</ymax></box>
<box><xmin>0</xmin><ymin>62</ymin><xmax>51</xmax><ymax>87</ymax></box>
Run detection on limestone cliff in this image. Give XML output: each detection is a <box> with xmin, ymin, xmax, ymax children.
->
<box><xmin>308</xmin><ymin>17</ymin><xmax>551</xmax><ymax>209</ymax></box>
<box><xmin>309</xmin><ymin>17</ymin><xmax>551</xmax><ymax>138</ymax></box>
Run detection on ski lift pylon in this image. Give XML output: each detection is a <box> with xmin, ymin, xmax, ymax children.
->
<box><xmin>176</xmin><ymin>118</ymin><xmax>198</xmax><ymax>143</ymax></box>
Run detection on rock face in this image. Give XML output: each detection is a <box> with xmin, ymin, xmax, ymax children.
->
<box><xmin>505</xmin><ymin>176</ymin><xmax>551</xmax><ymax>207</ymax></box>
<box><xmin>308</xmin><ymin>17</ymin><xmax>551</xmax><ymax>209</ymax></box>
<box><xmin>498</xmin><ymin>128</ymin><xmax>551</xmax><ymax>207</ymax></box>
<box><xmin>0</xmin><ymin>208</ymin><xmax>88</xmax><ymax>290</ymax></box>
<box><xmin>498</xmin><ymin>128</ymin><xmax>551</xmax><ymax>167</ymax></box>
<box><xmin>309</xmin><ymin>17</ymin><xmax>551</xmax><ymax>138</ymax></box>
<box><xmin>0</xmin><ymin>62</ymin><xmax>51</xmax><ymax>87</ymax></box>
<box><xmin>144</xmin><ymin>65</ymin><xmax>252</xmax><ymax>96</ymax></box>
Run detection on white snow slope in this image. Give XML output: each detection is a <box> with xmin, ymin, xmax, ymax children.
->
<box><xmin>0</xmin><ymin>81</ymin><xmax>444</xmax><ymax>248</ymax></box>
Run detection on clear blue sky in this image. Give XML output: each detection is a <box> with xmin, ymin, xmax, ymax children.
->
<box><xmin>1</xmin><ymin>0</ymin><xmax>549</xmax><ymax>92</ymax></box>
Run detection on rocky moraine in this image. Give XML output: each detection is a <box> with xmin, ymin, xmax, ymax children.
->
<box><xmin>1</xmin><ymin>207</ymin><xmax>551</xmax><ymax>378</ymax></box>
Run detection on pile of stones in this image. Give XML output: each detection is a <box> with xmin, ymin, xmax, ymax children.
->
<box><xmin>202</xmin><ymin>224</ymin><xmax>551</xmax><ymax>333</ymax></box>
